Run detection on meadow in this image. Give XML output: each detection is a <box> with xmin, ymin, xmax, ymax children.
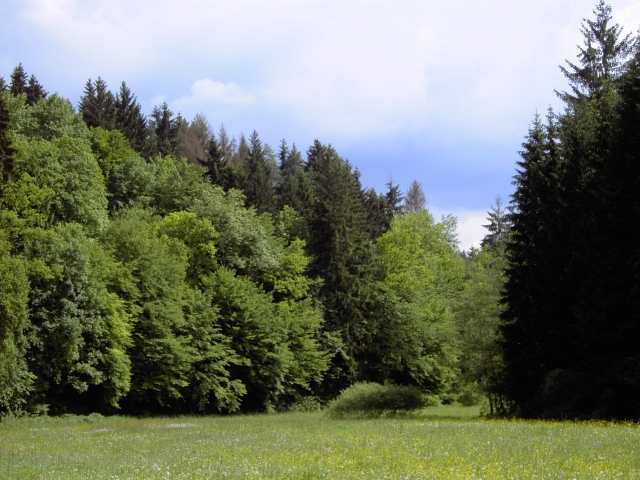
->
<box><xmin>1</xmin><ymin>406</ymin><xmax>639</xmax><ymax>479</ymax></box>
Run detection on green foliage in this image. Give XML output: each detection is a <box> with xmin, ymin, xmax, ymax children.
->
<box><xmin>79</xmin><ymin>78</ymin><xmax>115</xmax><ymax>130</ymax></box>
<box><xmin>0</xmin><ymin>93</ymin><xmax>16</xmax><ymax>185</ymax></box>
<box><xmin>22</xmin><ymin>223</ymin><xmax>132</xmax><ymax>412</ymax></box>
<box><xmin>192</xmin><ymin>184</ymin><xmax>281</xmax><ymax>279</ymax></box>
<box><xmin>104</xmin><ymin>208</ymin><xmax>245</xmax><ymax>413</ymax></box>
<box><xmin>9</xmin><ymin>64</ymin><xmax>27</xmax><ymax>97</ymax></box>
<box><xmin>114</xmin><ymin>81</ymin><xmax>147</xmax><ymax>152</ymax></box>
<box><xmin>145</xmin><ymin>155</ymin><xmax>206</xmax><ymax>215</ymax></box>
<box><xmin>104</xmin><ymin>208</ymin><xmax>194</xmax><ymax>410</ymax></box>
<box><xmin>377</xmin><ymin>211</ymin><xmax>464</xmax><ymax>394</ymax></box>
<box><xmin>157</xmin><ymin>211</ymin><xmax>218</xmax><ymax>285</ymax></box>
<box><xmin>456</xmin><ymin>247</ymin><xmax>506</xmax><ymax>413</ymax></box>
<box><xmin>502</xmin><ymin>3</ymin><xmax>640</xmax><ymax>419</ymax></box>
<box><xmin>148</xmin><ymin>102</ymin><xmax>179</xmax><ymax>157</ymax></box>
<box><xmin>243</xmin><ymin>130</ymin><xmax>275</xmax><ymax>213</ymax></box>
<box><xmin>4</xmin><ymin>95</ymin><xmax>108</xmax><ymax>231</ymax></box>
<box><xmin>0</xmin><ymin>236</ymin><xmax>34</xmax><ymax>414</ymax></box>
<box><xmin>327</xmin><ymin>382</ymin><xmax>426</xmax><ymax>416</ymax></box>
<box><xmin>90</xmin><ymin>128</ymin><xmax>151</xmax><ymax>212</ymax></box>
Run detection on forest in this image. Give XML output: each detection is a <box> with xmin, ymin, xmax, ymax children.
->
<box><xmin>0</xmin><ymin>0</ymin><xmax>639</xmax><ymax>420</ymax></box>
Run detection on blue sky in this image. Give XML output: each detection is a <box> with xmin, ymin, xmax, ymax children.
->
<box><xmin>1</xmin><ymin>0</ymin><xmax>639</xmax><ymax>248</ymax></box>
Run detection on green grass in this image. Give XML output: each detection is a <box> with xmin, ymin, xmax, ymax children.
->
<box><xmin>1</xmin><ymin>405</ymin><xmax>639</xmax><ymax>479</ymax></box>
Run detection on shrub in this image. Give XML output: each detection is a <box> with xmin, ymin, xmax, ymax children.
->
<box><xmin>289</xmin><ymin>396</ymin><xmax>323</xmax><ymax>412</ymax></box>
<box><xmin>327</xmin><ymin>382</ymin><xmax>426</xmax><ymax>417</ymax></box>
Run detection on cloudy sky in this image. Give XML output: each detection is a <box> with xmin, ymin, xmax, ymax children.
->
<box><xmin>1</xmin><ymin>0</ymin><xmax>639</xmax><ymax>249</ymax></box>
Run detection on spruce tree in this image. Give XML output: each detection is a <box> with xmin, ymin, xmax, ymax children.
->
<box><xmin>114</xmin><ymin>81</ymin><xmax>147</xmax><ymax>151</ymax></box>
<box><xmin>304</xmin><ymin>141</ymin><xmax>382</xmax><ymax>393</ymax></box>
<box><xmin>80</xmin><ymin>77</ymin><xmax>116</xmax><ymax>129</ymax></box>
<box><xmin>25</xmin><ymin>74</ymin><xmax>47</xmax><ymax>105</ymax></box>
<box><xmin>204</xmin><ymin>134</ymin><xmax>235</xmax><ymax>189</ymax></box>
<box><xmin>404</xmin><ymin>180</ymin><xmax>426</xmax><ymax>212</ymax></box>
<box><xmin>558</xmin><ymin>0</ymin><xmax>632</xmax><ymax>102</ymax></box>
<box><xmin>277</xmin><ymin>140</ymin><xmax>311</xmax><ymax>213</ymax></box>
<box><xmin>0</xmin><ymin>76</ymin><xmax>7</xmax><ymax>93</ymax></box>
<box><xmin>244</xmin><ymin>130</ymin><xmax>274</xmax><ymax>212</ymax></box>
<box><xmin>9</xmin><ymin>64</ymin><xmax>27</xmax><ymax>96</ymax></box>
<box><xmin>501</xmin><ymin>116</ymin><xmax>555</xmax><ymax>415</ymax></box>
<box><xmin>481</xmin><ymin>196</ymin><xmax>510</xmax><ymax>249</ymax></box>
<box><xmin>218</xmin><ymin>125</ymin><xmax>235</xmax><ymax>163</ymax></box>
<box><xmin>501</xmin><ymin>1</ymin><xmax>635</xmax><ymax>418</ymax></box>
<box><xmin>363</xmin><ymin>181</ymin><xmax>401</xmax><ymax>239</ymax></box>
<box><xmin>150</xmin><ymin>102</ymin><xmax>179</xmax><ymax>156</ymax></box>
<box><xmin>0</xmin><ymin>94</ymin><xmax>16</xmax><ymax>185</ymax></box>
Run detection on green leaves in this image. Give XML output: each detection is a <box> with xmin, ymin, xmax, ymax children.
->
<box><xmin>377</xmin><ymin>211</ymin><xmax>464</xmax><ymax>394</ymax></box>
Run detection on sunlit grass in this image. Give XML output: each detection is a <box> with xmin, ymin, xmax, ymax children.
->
<box><xmin>1</xmin><ymin>405</ymin><xmax>639</xmax><ymax>479</ymax></box>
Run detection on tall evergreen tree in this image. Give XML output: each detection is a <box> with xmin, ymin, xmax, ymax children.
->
<box><xmin>0</xmin><ymin>94</ymin><xmax>16</xmax><ymax>185</ymax></box>
<box><xmin>244</xmin><ymin>130</ymin><xmax>275</xmax><ymax>212</ymax></box>
<box><xmin>481</xmin><ymin>196</ymin><xmax>510</xmax><ymax>249</ymax></box>
<box><xmin>404</xmin><ymin>180</ymin><xmax>426</xmax><ymax>212</ymax></box>
<box><xmin>218</xmin><ymin>125</ymin><xmax>235</xmax><ymax>163</ymax></box>
<box><xmin>502</xmin><ymin>2</ymin><xmax>636</xmax><ymax>418</ymax></box>
<box><xmin>558</xmin><ymin>0</ymin><xmax>632</xmax><ymax>103</ymax></box>
<box><xmin>304</xmin><ymin>141</ymin><xmax>384</xmax><ymax>393</ymax></box>
<box><xmin>204</xmin><ymin>134</ymin><xmax>235</xmax><ymax>190</ymax></box>
<box><xmin>363</xmin><ymin>181</ymin><xmax>402</xmax><ymax>239</ymax></box>
<box><xmin>9</xmin><ymin>64</ymin><xmax>27</xmax><ymax>96</ymax></box>
<box><xmin>149</xmin><ymin>102</ymin><xmax>179</xmax><ymax>157</ymax></box>
<box><xmin>79</xmin><ymin>77</ymin><xmax>116</xmax><ymax>129</ymax></box>
<box><xmin>25</xmin><ymin>74</ymin><xmax>47</xmax><ymax>105</ymax></box>
<box><xmin>114</xmin><ymin>81</ymin><xmax>147</xmax><ymax>152</ymax></box>
<box><xmin>0</xmin><ymin>76</ymin><xmax>7</xmax><ymax>93</ymax></box>
<box><xmin>176</xmin><ymin>113</ymin><xmax>210</xmax><ymax>165</ymax></box>
<box><xmin>277</xmin><ymin>140</ymin><xmax>311</xmax><ymax>213</ymax></box>
<box><xmin>501</xmin><ymin>116</ymin><xmax>557</xmax><ymax>416</ymax></box>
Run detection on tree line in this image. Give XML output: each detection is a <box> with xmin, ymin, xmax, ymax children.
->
<box><xmin>1</xmin><ymin>0</ymin><xmax>637</xmax><ymax>419</ymax></box>
<box><xmin>501</xmin><ymin>0</ymin><xmax>640</xmax><ymax>419</ymax></box>
<box><xmin>0</xmin><ymin>62</ymin><xmax>482</xmax><ymax>415</ymax></box>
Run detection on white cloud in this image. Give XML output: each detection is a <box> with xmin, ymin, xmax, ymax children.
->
<box><xmin>616</xmin><ymin>2</ymin><xmax>640</xmax><ymax>33</ymax></box>
<box><xmin>455</xmin><ymin>211</ymin><xmax>490</xmax><ymax>252</ymax></box>
<box><xmin>16</xmin><ymin>0</ymin><xmax>640</xmax><ymax>147</ymax></box>
<box><xmin>172</xmin><ymin>79</ymin><xmax>256</xmax><ymax>113</ymax></box>
<box><xmin>433</xmin><ymin>207</ymin><xmax>488</xmax><ymax>252</ymax></box>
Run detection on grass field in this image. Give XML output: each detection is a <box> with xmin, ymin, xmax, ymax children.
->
<box><xmin>1</xmin><ymin>405</ymin><xmax>639</xmax><ymax>479</ymax></box>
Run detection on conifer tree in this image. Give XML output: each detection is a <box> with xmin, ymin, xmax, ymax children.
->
<box><xmin>500</xmin><ymin>1</ymin><xmax>638</xmax><ymax>418</ymax></box>
<box><xmin>0</xmin><ymin>76</ymin><xmax>7</xmax><ymax>93</ymax></box>
<box><xmin>235</xmin><ymin>133</ymin><xmax>249</xmax><ymax>166</ymax></box>
<box><xmin>304</xmin><ymin>141</ymin><xmax>382</xmax><ymax>392</ymax></box>
<box><xmin>9</xmin><ymin>64</ymin><xmax>27</xmax><ymax>96</ymax></box>
<box><xmin>217</xmin><ymin>125</ymin><xmax>235</xmax><ymax>162</ymax></box>
<box><xmin>25</xmin><ymin>74</ymin><xmax>47</xmax><ymax>105</ymax></box>
<box><xmin>0</xmin><ymin>94</ymin><xmax>16</xmax><ymax>185</ymax></box>
<box><xmin>244</xmin><ymin>130</ymin><xmax>274</xmax><ymax>212</ymax></box>
<box><xmin>277</xmin><ymin>140</ymin><xmax>311</xmax><ymax>213</ymax></box>
<box><xmin>558</xmin><ymin>0</ymin><xmax>632</xmax><ymax>102</ymax></box>
<box><xmin>80</xmin><ymin>77</ymin><xmax>116</xmax><ymax>129</ymax></box>
<box><xmin>204</xmin><ymin>134</ymin><xmax>235</xmax><ymax>189</ymax></box>
<box><xmin>481</xmin><ymin>196</ymin><xmax>510</xmax><ymax>249</ymax></box>
<box><xmin>114</xmin><ymin>81</ymin><xmax>147</xmax><ymax>151</ymax></box>
<box><xmin>176</xmin><ymin>113</ymin><xmax>210</xmax><ymax>165</ymax></box>
<box><xmin>404</xmin><ymin>180</ymin><xmax>426</xmax><ymax>212</ymax></box>
<box><xmin>501</xmin><ymin>116</ymin><xmax>554</xmax><ymax>415</ymax></box>
<box><xmin>363</xmin><ymin>181</ymin><xmax>401</xmax><ymax>239</ymax></box>
<box><xmin>149</xmin><ymin>102</ymin><xmax>179</xmax><ymax>156</ymax></box>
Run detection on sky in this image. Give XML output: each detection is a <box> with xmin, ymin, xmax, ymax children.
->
<box><xmin>1</xmin><ymin>0</ymin><xmax>639</xmax><ymax>249</ymax></box>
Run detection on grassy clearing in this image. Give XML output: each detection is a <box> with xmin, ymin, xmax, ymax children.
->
<box><xmin>1</xmin><ymin>405</ymin><xmax>639</xmax><ymax>479</ymax></box>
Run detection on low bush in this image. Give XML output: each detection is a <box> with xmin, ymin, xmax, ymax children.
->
<box><xmin>288</xmin><ymin>396</ymin><xmax>323</xmax><ymax>412</ymax></box>
<box><xmin>327</xmin><ymin>382</ymin><xmax>426</xmax><ymax>417</ymax></box>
